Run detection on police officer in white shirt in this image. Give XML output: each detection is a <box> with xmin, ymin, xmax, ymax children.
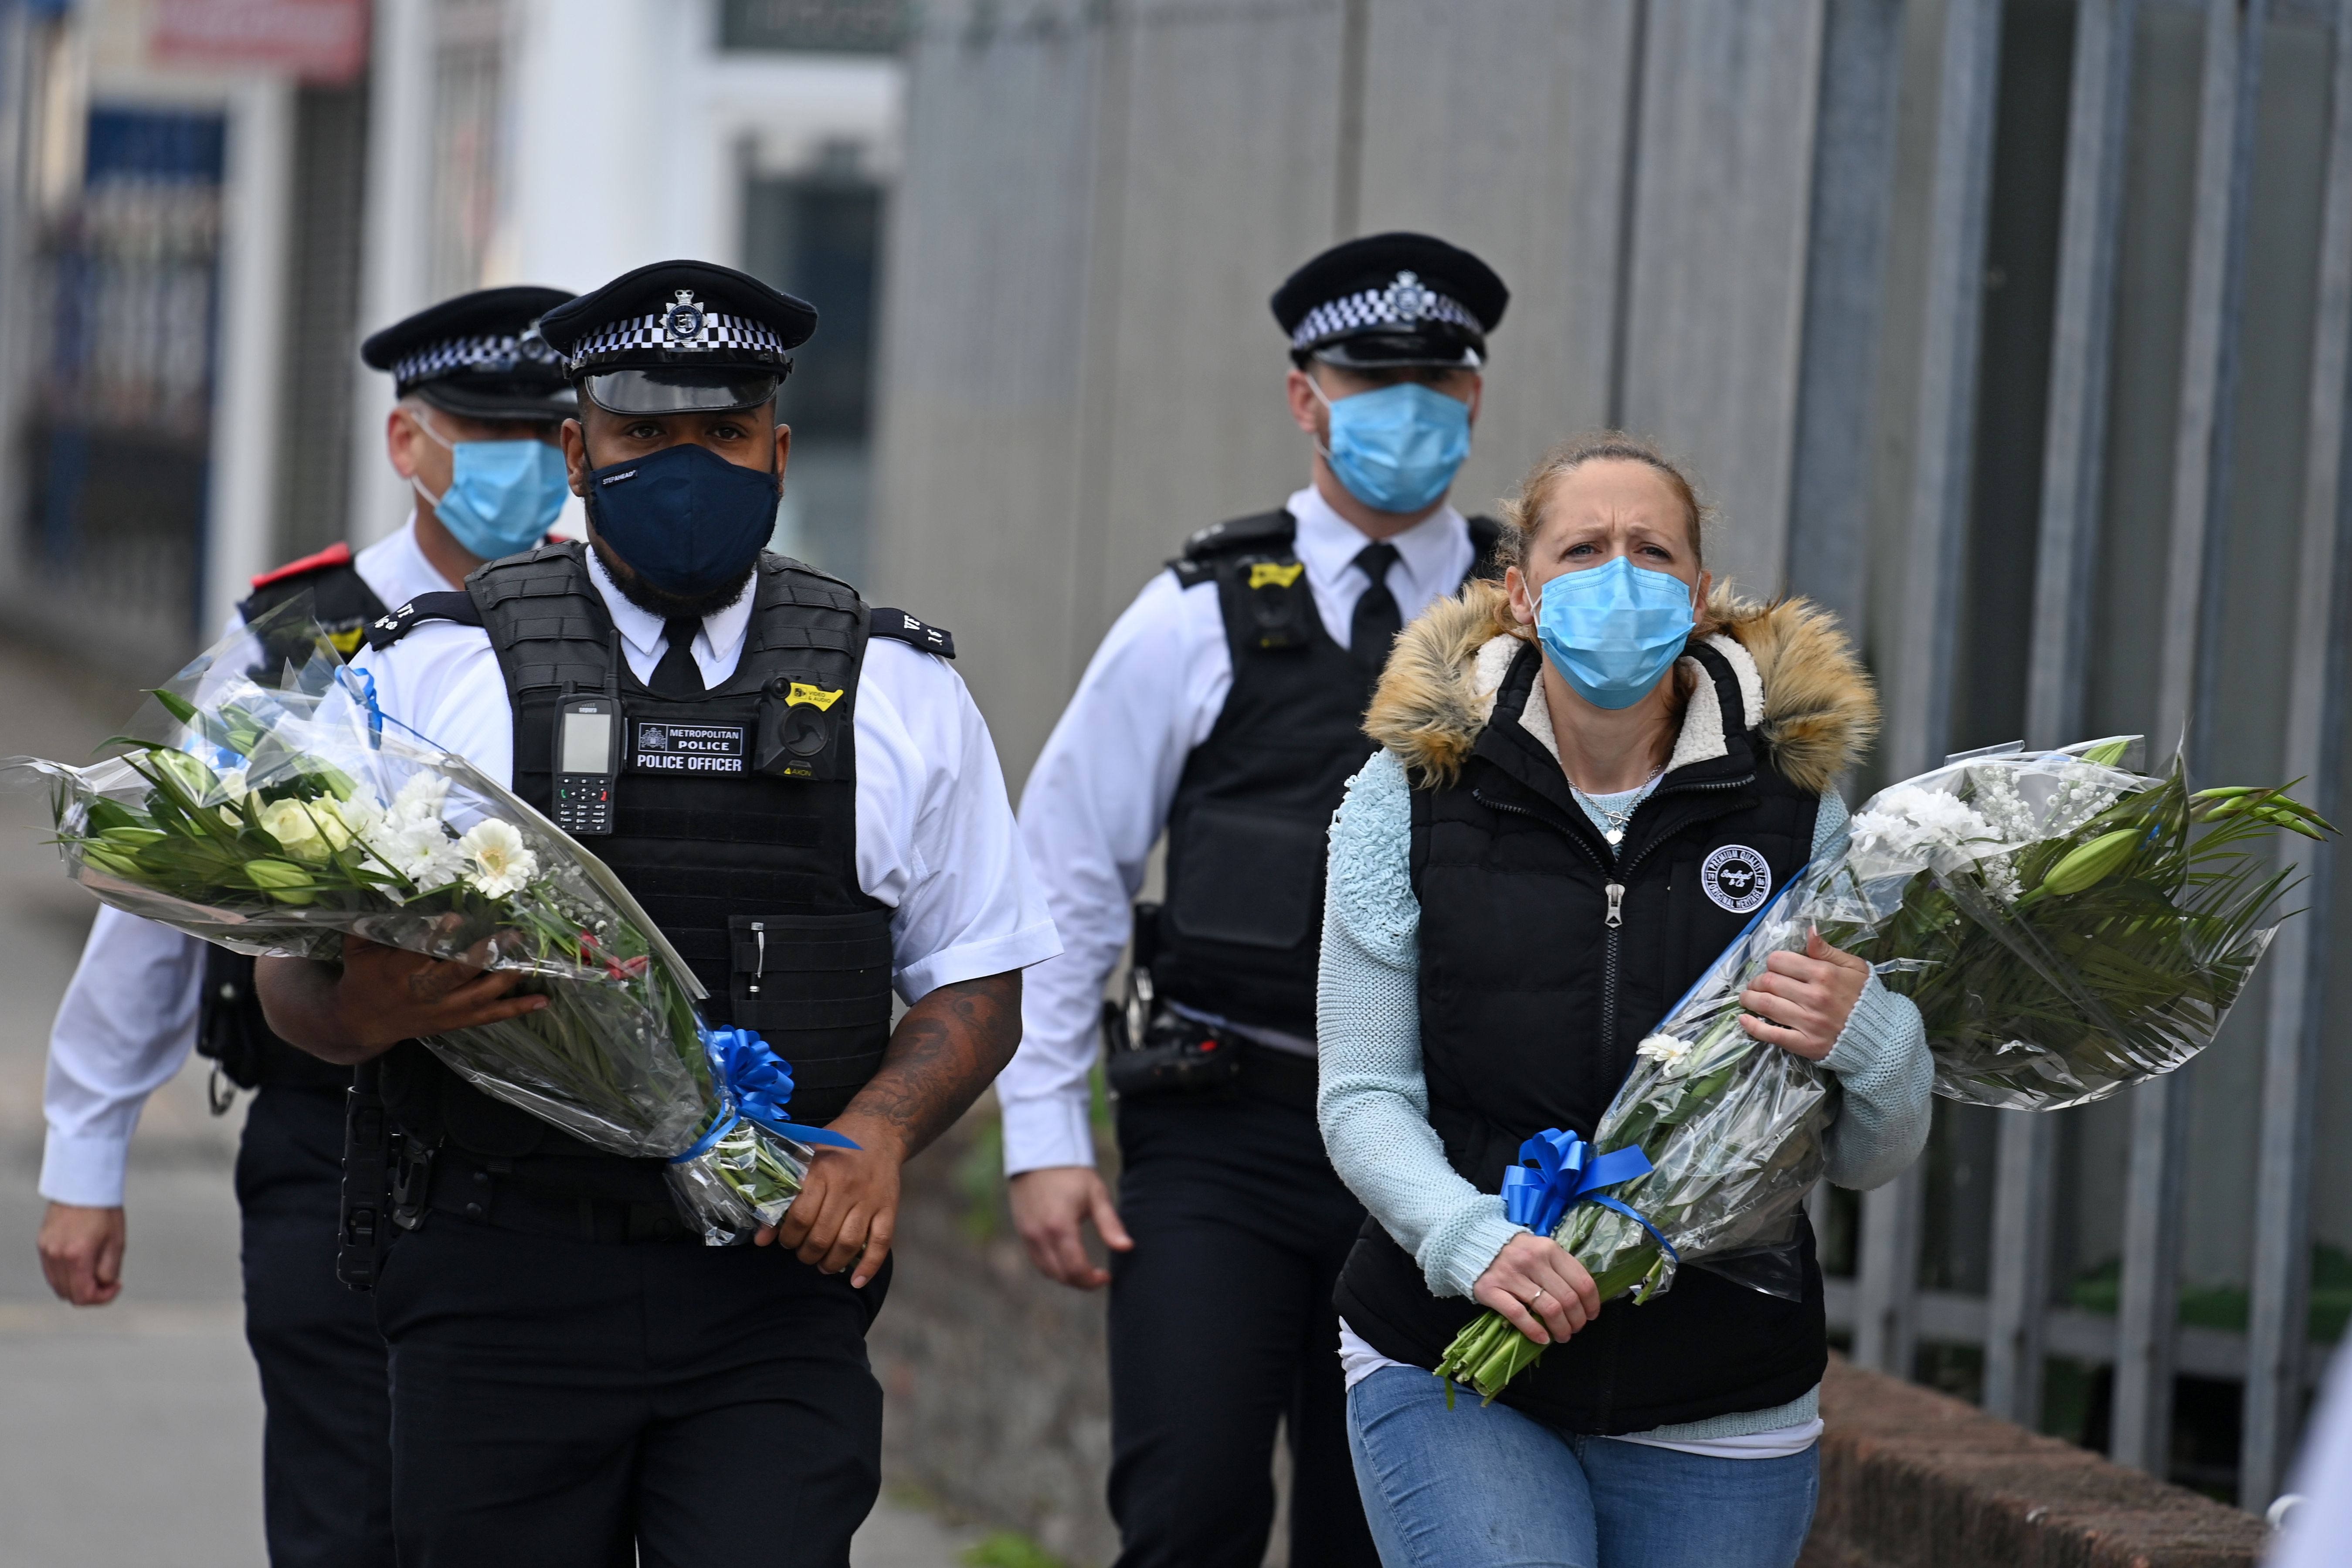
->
<box><xmin>34</xmin><ymin>285</ymin><xmax>575</xmax><ymax>1568</ymax></box>
<box><xmin>998</xmin><ymin>234</ymin><xmax>1509</xmax><ymax>1567</ymax></box>
<box><xmin>253</xmin><ymin>259</ymin><xmax>1060</xmax><ymax>1566</ymax></box>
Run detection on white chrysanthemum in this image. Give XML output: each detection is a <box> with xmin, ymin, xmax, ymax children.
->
<box><xmin>1636</xmin><ymin>1033</ymin><xmax>1694</xmax><ymax>1075</ymax></box>
<box><xmin>458</xmin><ymin>819</ymin><xmax>538</xmax><ymax>899</ymax></box>
<box><xmin>364</xmin><ymin>814</ymin><xmax>460</xmax><ymax>888</ymax></box>
<box><xmin>1849</xmin><ymin>784</ymin><xmax>1998</xmax><ymax>863</ymax></box>
<box><xmin>389</xmin><ymin>773</ymin><xmax>451</xmax><ymax>825</ymax></box>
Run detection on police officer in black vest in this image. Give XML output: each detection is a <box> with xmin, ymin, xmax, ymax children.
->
<box><xmin>996</xmin><ymin>234</ymin><xmax>1508</xmax><ymax>1566</ymax></box>
<box><xmin>253</xmin><ymin>260</ymin><xmax>1057</xmax><ymax>1566</ymax></box>
<box><xmin>34</xmin><ymin>285</ymin><xmax>574</xmax><ymax>1568</ymax></box>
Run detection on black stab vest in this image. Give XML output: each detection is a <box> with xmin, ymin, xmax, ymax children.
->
<box><xmin>1334</xmin><ymin>639</ymin><xmax>1831</xmax><ymax>1434</ymax></box>
<box><xmin>1152</xmin><ymin>509</ymin><xmax>1497</xmax><ymax>1037</ymax></box>
<box><xmin>196</xmin><ymin>552</ymin><xmax>389</xmax><ymax>1094</ymax></box>
<box><xmin>375</xmin><ymin>544</ymin><xmax>898</xmax><ymax>1187</ymax></box>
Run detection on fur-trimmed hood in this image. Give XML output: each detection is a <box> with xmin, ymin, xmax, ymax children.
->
<box><xmin>1364</xmin><ymin>579</ymin><xmax>1877</xmax><ymax>796</ymax></box>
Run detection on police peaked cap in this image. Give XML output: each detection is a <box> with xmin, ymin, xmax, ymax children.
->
<box><xmin>360</xmin><ymin>285</ymin><xmax>577</xmax><ymax>421</ymax></box>
<box><xmin>1271</xmin><ymin>232</ymin><xmax>1509</xmax><ymax>368</ymax></box>
<box><xmin>537</xmin><ymin>259</ymin><xmax>817</xmax><ymax>416</ymax></box>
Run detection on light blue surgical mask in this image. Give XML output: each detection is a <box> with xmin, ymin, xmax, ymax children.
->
<box><xmin>1313</xmin><ymin>379</ymin><xmax>1473</xmax><ymax>514</ymax></box>
<box><xmin>410</xmin><ymin>410</ymin><xmax>570</xmax><ymax>560</ymax></box>
<box><xmin>1535</xmin><ymin>555</ymin><xmax>1696</xmax><ymax>709</ymax></box>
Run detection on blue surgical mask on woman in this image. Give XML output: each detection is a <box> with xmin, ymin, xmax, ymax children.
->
<box><xmin>409</xmin><ymin>411</ymin><xmax>570</xmax><ymax>560</ymax></box>
<box><xmin>1314</xmin><ymin>380</ymin><xmax>1473</xmax><ymax>514</ymax></box>
<box><xmin>584</xmin><ymin>441</ymin><xmax>779</xmax><ymax>598</ymax></box>
<box><xmin>1535</xmin><ymin>555</ymin><xmax>1697</xmax><ymax>709</ymax></box>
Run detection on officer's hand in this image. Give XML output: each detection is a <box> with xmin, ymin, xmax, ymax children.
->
<box><xmin>1472</xmin><ymin>1233</ymin><xmax>1601</xmax><ymax>1347</ymax></box>
<box><xmin>38</xmin><ymin>1202</ymin><xmax>126</xmax><ymax>1307</ymax></box>
<box><xmin>335</xmin><ymin>933</ymin><xmax>550</xmax><ymax>1046</ymax></box>
<box><xmin>1738</xmin><ymin>927</ymin><xmax>1872</xmax><ymax>1062</ymax></box>
<box><xmin>1009</xmin><ymin>1166</ymin><xmax>1133</xmax><ymax>1290</ymax></box>
<box><xmin>755</xmin><ymin>1114</ymin><xmax>904</xmax><ymax>1290</ymax></box>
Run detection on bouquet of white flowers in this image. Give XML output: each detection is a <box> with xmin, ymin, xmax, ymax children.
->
<box><xmin>1435</xmin><ymin>736</ymin><xmax>2329</xmax><ymax>1402</ymax></box>
<box><xmin>7</xmin><ymin>608</ymin><xmax>849</xmax><ymax>1242</ymax></box>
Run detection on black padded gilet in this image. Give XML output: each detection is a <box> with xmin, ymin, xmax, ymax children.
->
<box><xmin>1151</xmin><ymin>509</ymin><xmax>1497</xmax><ymax>1037</ymax></box>
<box><xmin>376</xmin><ymin>544</ymin><xmax>896</xmax><ymax>1179</ymax></box>
<box><xmin>1334</xmin><ymin>639</ymin><xmax>1828</xmax><ymax>1434</ymax></box>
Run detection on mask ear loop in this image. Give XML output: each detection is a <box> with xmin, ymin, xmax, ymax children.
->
<box><xmin>1302</xmin><ymin>369</ymin><xmax>1338</xmax><ymax>467</ymax></box>
<box><xmin>404</xmin><ymin>404</ymin><xmax>455</xmax><ymax>512</ymax></box>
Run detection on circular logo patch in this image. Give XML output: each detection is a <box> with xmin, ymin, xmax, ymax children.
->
<box><xmin>1702</xmin><ymin>845</ymin><xmax>1771</xmax><ymax>914</ymax></box>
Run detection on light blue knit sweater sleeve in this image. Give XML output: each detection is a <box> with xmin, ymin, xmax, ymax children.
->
<box><xmin>1317</xmin><ymin>749</ymin><xmax>1525</xmax><ymax>1300</ymax></box>
<box><xmin>1317</xmin><ymin>760</ymin><xmax>1933</xmax><ymax>1308</ymax></box>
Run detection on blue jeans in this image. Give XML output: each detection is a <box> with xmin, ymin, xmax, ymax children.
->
<box><xmin>1345</xmin><ymin>1366</ymin><xmax>1819</xmax><ymax>1568</ymax></box>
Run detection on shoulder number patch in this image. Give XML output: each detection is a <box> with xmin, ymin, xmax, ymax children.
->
<box><xmin>1701</xmin><ymin>845</ymin><xmax>1772</xmax><ymax>915</ymax></box>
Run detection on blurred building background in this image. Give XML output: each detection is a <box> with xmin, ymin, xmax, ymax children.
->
<box><xmin>0</xmin><ymin>0</ymin><xmax>898</xmax><ymax>669</ymax></box>
<box><xmin>0</xmin><ymin>0</ymin><xmax>2345</xmax><ymax>1548</ymax></box>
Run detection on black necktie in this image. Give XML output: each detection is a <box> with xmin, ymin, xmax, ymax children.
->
<box><xmin>1350</xmin><ymin>542</ymin><xmax>1402</xmax><ymax>672</ymax></box>
<box><xmin>650</xmin><ymin>616</ymin><xmax>705</xmax><ymax>698</ymax></box>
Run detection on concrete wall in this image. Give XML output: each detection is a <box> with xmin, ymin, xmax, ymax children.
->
<box><xmin>869</xmin><ymin>0</ymin><xmax>1836</xmax><ymax>790</ymax></box>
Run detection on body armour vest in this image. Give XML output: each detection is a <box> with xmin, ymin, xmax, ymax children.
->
<box><xmin>369</xmin><ymin>544</ymin><xmax>906</xmax><ymax>1189</ymax></box>
<box><xmin>1152</xmin><ymin>509</ymin><xmax>1497</xmax><ymax>1037</ymax></box>
<box><xmin>198</xmin><ymin>546</ymin><xmax>390</xmax><ymax>1095</ymax></box>
<box><xmin>1333</xmin><ymin>639</ymin><xmax>1830</xmax><ymax>1434</ymax></box>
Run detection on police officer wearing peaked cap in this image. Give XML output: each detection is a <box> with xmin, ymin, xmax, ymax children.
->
<box><xmin>997</xmin><ymin>232</ymin><xmax>1509</xmax><ymax>1567</ymax></box>
<box><xmin>34</xmin><ymin>283</ymin><xmax>575</xmax><ymax>1568</ymax></box>
<box><xmin>251</xmin><ymin>259</ymin><xmax>1061</xmax><ymax>1566</ymax></box>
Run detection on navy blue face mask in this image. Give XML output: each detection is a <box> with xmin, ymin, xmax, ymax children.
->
<box><xmin>584</xmin><ymin>441</ymin><xmax>779</xmax><ymax>598</ymax></box>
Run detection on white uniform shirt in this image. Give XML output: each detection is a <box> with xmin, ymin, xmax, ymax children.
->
<box><xmin>41</xmin><ymin>519</ymin><xmax>457</xmax><ymax>1207</ymax></box>
<box><xmin>343</xmin><ymin>547</ymin><xmax>1060</xmax><ymax>1008</ymax></box>
<box><xmin>998</xmin><ymin>483</ymin><xmax>1476</xmax><ymax>1175</ymax></box>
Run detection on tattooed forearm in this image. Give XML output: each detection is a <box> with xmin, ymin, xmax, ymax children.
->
<box><xmin>836</xmin><ymin>970</ymin><xmax>1022</xmax><ymax>1160</ymax></box>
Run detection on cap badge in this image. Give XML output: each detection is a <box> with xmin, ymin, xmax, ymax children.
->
<box><xmin>661</xmin><ymin>290</ymin><xmax>710</xmax><ymax>350</ymax></box>
<box><xmin>1381</xmin><ymin>270</ymin><xmax>1437</xmax><ymax>325</ymax></box>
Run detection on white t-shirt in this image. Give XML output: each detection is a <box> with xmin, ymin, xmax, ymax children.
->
<box><xmin>1334</xmin><ymin>1320</ymin><xmax>1823</xmax><ymax>1459</ymax></box>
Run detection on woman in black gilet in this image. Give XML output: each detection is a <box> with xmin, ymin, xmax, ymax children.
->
<box><xmin>1315</xmin><ymin>434</ymin><xmax>1931</xmax><ymax>1567</ymax></box>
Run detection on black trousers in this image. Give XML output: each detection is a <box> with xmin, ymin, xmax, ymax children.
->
<box><xmin>234</xmin><ymin>1083</ymin><xmax>397</xmax><ymax>1568</ymax></box>
<box><xmin>373</xmin><ymin>1205</ymin><xmax>886</xmax><ymax>1568</ymax></box>
<box><xmin>1107</xmin><ymin>1093</ymin><xmax>1381</xmax><ymax>1568</ymax></box>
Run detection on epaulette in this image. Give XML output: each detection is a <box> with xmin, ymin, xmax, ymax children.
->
<box><xmin>868</xmin><ymin>606</ymin><xmax>955</xmax><ymax>660</ymax></box>
<box><xmin>1169</xmin><ymin>508</ymin><xmax>1296</xmax><ymax>588</ymax></box>
<box><xmin>249</xmin><ymin>540</ymin><xmax>353</xmax><ymax>590</ymax></box>
<box><xmin>364</xmin><ymin>591</ymin><xmax>485</xmax><ymax>651</ymax></box>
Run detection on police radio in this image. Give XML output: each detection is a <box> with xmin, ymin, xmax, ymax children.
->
<box><xmin>552</xmin><ymin>696</ymin><xmax>619</xmax><ymax>835</ymax></box>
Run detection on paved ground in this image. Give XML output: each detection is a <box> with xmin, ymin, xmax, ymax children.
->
<box><xmin>0</xmin><ymin>636</ymin><xmax>975</xmax><ymax>1567</ymax></box>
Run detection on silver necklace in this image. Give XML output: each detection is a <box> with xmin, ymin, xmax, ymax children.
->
<box><xmin>1572</xmin><ymin>767</ymin><xmax>1666</xmax><ymax>847</ymax></box>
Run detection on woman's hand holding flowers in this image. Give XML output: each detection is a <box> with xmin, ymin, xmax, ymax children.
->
<box><xmin>1472</xmin><ymin>1233</ymin><xmax>1602</xmax><ymax>1347</ymax></box>
<box><xmin>1735</xmin><ymin>928</ymin><xmax>1870</xmax><ymax>1061</ymax></box>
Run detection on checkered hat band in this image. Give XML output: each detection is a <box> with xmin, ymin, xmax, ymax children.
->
<box><xmin>563</xmin><ymin>310</ymin><xmax>790</xmax><ymax>369</ymax></box>
<box><xmin>1291</xmin><ymin>287</ymin><xmax>1481</xmax><ymax>350</ymax></box>
<box><xmin>393</xmin><ymin>333</ymin><xmax>540</xmax><ymax>387</ymax></box>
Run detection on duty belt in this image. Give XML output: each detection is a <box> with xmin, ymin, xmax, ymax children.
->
<box><xmin>422</xmin><ymin>1147</ymin><xmax>696</xmax><ymax>1244</ymax></box>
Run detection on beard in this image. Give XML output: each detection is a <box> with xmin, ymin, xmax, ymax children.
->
<box><xmin>588</xmin><ymin>531</ymin><xmax>758</xmax><ymax>621</ymax></box>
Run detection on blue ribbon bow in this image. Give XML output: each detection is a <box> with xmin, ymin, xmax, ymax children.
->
<box><xmin>1500</xmin><ymin>1128</ymin><xmax>1679</xmax><ymax>1263</ymax></box>
<box><xmin>671</xmin><ymin>1025</ymin><xmax>861</xmax><ymax>1164</ymax></box>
